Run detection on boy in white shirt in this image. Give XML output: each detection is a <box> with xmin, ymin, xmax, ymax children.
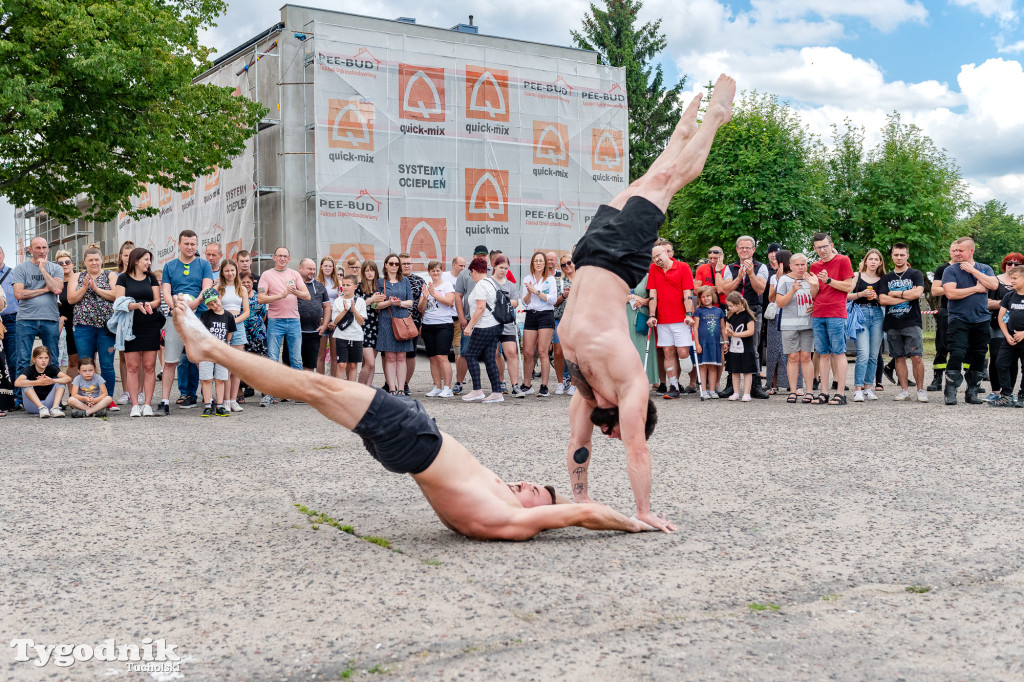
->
<box><xmin>331</xmin><ymin>275</ymin><xmax>366</xmax><ymax>381</ymax></box>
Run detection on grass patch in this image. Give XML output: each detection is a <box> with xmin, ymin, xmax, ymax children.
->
<box><xmin>422</xmin><ymin>558</ymin><xmax>442</xmax><ymax>566</ymax></box>
<box><xmin>294</xmin><ymin>503</ymin><xmax>398</xmax><ymax>552</ymax></box>
<box><xmin>748</xmin><ymin>602</ymin><xmax>781</xmax><ymax>612</ymax></box>
<box><xmin>367</xmin><ymin>664</ymin><xmax>388</xmax><ymax>674</ymax></box>
<box><xmin>339</xmin><ymin>660</ymin><xmax>356</xmax><ymax>679</ymax></box>
<box><xmin>313</xmin><ymin>444</ymin><xmax>340</xmax><ymax>450</ymax></box>
<box><xmin>821</xmin><ymin>593</ymin><xmax>842</xmax><ymax>601</ymax></box>
<box><xmin>905</xmin><ymin>585</ymin><xmax>932</xmax><ymax>594</ymax></box>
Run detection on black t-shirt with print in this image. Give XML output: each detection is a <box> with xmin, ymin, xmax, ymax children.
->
<box><xmin>879</xmin><ymin>268</ymin><xmax>924</xmax><ymax>331</ymax></box>
<box><xmin>999</xmin><ymin>291</ymin><xmax>1024</xmax><ymax>333</ymax></box>
<box><xmin>200</xmin><ymin>309</ymin><xmax>237</xmax><ymax>344</ymax></box>
<box><xmin>23</xmin><ymin>364</ymin><xmax>59</xmax><ymax>401</ymax></box>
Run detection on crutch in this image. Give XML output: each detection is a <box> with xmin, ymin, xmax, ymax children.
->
<box><xmin>642</xmin><ymin>326</ymin><xmax>653</xmax><ymax>374</ymax></box>
<box><xmin>689</xmin><ymin>345</ymin><xmax>705</xmax><ymax>401</ymax></box>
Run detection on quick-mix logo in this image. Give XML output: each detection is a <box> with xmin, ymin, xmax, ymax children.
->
<box><xmin>158</xmin><ymin>186</ymin><xmax>173</xmax><ymax>216</ymax></box>
<box><xmin>580</xmin><ymin>83</ymin><xmax>627</xmax><ymax>109</ymax></box>
<box><xmin>533</xmin><ymin>121</ymin><xmax>569</xmax><ymax>177</ymax></box>
<box><xmin>464</xmin><ymin>168</ymin><xmax>510</xmax><ymax>235</ymax></box>
<box><xmin>204</xmin><ymin>166</ymin><xmax>221</xmax><ymax>204</ymax></box>
<box><xmin>319</xmin><ymin>190</ymin><xmax>382</xmax><ymax>221</ymax></box>
<box><xmin>399</xmin><ymin>63</ymin><xmax>446</xmax><ymax>134</ymax></box>
<box><xmin>398</xmin><ymin>164</ymin><xmax>447</xmax><ymax>190</ymax></box>
<box><xmin>465</xmin><ymin>65</ymin><xmax>510</xmax><ymax>135</ymax></box>
<box><xmin>523</xmin><ymin>75</ymin><xmax>572</xmax><ymax>104</ymax></box>
<box><xmin>400</xmin><ymin>217</ymin><xmax>447</xmax><ymax>268</ymax></box>
<box><xmin>591</xmin><ymin>128</ymin><xmax>625</xmax><ymax>178</ymax></box>
<box><xmin>318</xmin><ymin>47</ymin><xmax>382</xmax><ymax>79</ymax></box>
<box><xmin>329</xmin><ymin>243</ymin><xmax>375</xmax><ymax>263</ymax></box>
<box><xmin>524</xmin><ymin>201</ymin><xmax>574</xmax><ymax>229</ymax></box>
<box><xmin>117</xmin><ymin>211</ymin><xmax>131</xmax><ymax>230</ymax></box>
<box><xmin>327</xmin><ymin>99</ymin><xmax>375</xmax><ymax>163</ymax></box>
<box><xmin>180</xmin><ymin>181</ymin><xmax>196</xmax><ymax>211</ymax></box>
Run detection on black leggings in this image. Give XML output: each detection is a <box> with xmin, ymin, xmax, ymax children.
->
<box><xmin>462</xmin><ymin>324</ymin><xmax>501</xmax><ymax>393</ymax></box>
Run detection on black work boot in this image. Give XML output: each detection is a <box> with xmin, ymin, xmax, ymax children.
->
<box><xmin>965</xmin><ymin>370</ymin><xmax>984</xmax><ymax>404</ymax></box>
<box><xmin>943</xmin><ymin>370</ymin><xmax>963</xmax><ymax>405</ymax></box>
<box><xmin>926</xmin><ymin>370</ymin><xmax>944</xmax><ymax>392</ymax></box>
<box><xmin>718</xmin><ymin>382</ymin><xmax>735</xmax><ymax>399</ymax></box>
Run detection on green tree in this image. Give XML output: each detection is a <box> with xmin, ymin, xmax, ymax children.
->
<box><xmin>958</xmin><ymin>199</ymin><xmax>1024</xmax><ymax>268</ymax></box>
<box><xmin>818</xmin><ymin>120</ymin><xmax>867</xmax><ymax>257</ymax></box>
<box><xmin>0</xmin><ymin>0</ymin><xmax>266</xmax><ymax>224</ymax></box>
<box><xmin>665</xmin><ymin>91</ymin><xmax>824</xmax><ymax>263</ymax></box>
<box><xmin>854</xmin><ymin>113</ymin><xmax>970</xmax><ymax>271</ymax></box>
<box><xmin>571</xmin><ymin>0</ymin><xmax>685</xmax><ymax>181</ymax></box>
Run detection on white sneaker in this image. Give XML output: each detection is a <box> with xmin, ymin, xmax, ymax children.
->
<box><xmin>230</xmin><ymin>401</ymin><xmax>244</xmax><ymax>412</ymax></box>
<box><xmin>425</xmin><ymin>386</ymin><xmax>442</xmax><ymax>397</ymax></box>
<box><xmin>709</xmin><ymin>391</ymin><xmax>720</xmax><ymax>399</ymax></box>
<box><xmin>917</xmin><ymin>390</ymin><xmax>929</xmax><ymax>403</ymax></box>
<box><xmin>38</xmin><ymin>406</ymin><xmax>51</xmax><ymax>418</ymax></box>
<box><xmin>853</xmin><ymin>390</ymin><xmax>865</xmax><ymax>402</ymax></box>
<box><xmin>701</xmin><ymin>390</ymin><xmax>710</xmax><ymax>399</ymax></box>
<box><xmin>894</xmin><ymin>388</ymin><xmax>910</xmax><ymax>401</ymax></box>
<box><xmin>519</xmin><ymin>385</ymin><xmax>535</xmax><ymax>396</ymax></box>
<box><xmin>462</xmin><ymin>391</ymin><xmax>485</xmax><ymax>402</ymax></box>
<box><xmin>49</xmin><ymin>406</ymin><xmax>65</xmax><ymax>418</ymax></box>
<box><xmin>439</xmin><ymin>386</ymin><xmax>453</xmax><ymax>398</ymax></box>
<box><xmin>864</xmin><ymin>389</ymin><xmax>878</xmax><ymax>401</ymax></box>
<box><xmin>482</xmin><ymin>394</ymin><xmax>504</xmax><ymax>403</ymax></box>
<box><xmin>117</xmin><ymin>391</ymin><xmax>130</xmax><ymax>405</ymax></box>
<box><xmin>728</xmin><ymin>394</ymin><xmax>740</xmax><ymax>401</ymax></box>
<box><xmin>566</xmin><ymin>385</ymin><xmax>576</xmax><ymax>396</ymax></box>
<box><xmin>260</xmin><ymin>395</ymin><xmax>274</xmax><ymax>407</ymax></box>
<box><xmin>130</xmin><ymin>405</ymin><xmax>142</xmax><ymax>417</ymax></box>
<box><xmin>741</xmin><ymin>394</ymin><xmax>752</xmax><ymax>402</ymax></box>
<box><xmin>555</xmin><ymin>382</ymin><xmax>564</xmax><ymax>395</ymax></box>
<box><xmin>142</xmin><ymin>405</ymin><xmax>154</xmax><ymax>417</ymax></box>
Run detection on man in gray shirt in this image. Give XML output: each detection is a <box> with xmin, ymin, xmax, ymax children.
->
<box><xmin>12</xmin><ymin>236</ymin><xmax>64</xmax><ymax>386</ymax></box>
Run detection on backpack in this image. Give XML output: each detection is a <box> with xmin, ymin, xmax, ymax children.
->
<box><xmin>485</xmin><ymin>278</ymin><xmax>516</xmax><ymax>325</ymax></box>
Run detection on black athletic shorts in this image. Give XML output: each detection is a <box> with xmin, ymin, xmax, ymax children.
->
<box><xmin>421</xmin><ymin>322</ymin><xmax>454</xmax><ymax>357</ymax></box>
<box><xmin>352</xmin><ymin>389</ymin><xmax>443</xmax><ymax>475</ymax></box>
<box><xmin>572</xmin><ymin>196</ymin><xmax>665</xmax><ymax>289</ymax></box>
<box><xmin>523</xmin><ymin>310</ymin><xmax>555</xmax><ymax>331</ymax></box>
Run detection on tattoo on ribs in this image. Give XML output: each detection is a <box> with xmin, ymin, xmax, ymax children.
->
<box><xmin>565</xmin><ymin>360</ymin><xmax>595</xmax><ymax>399</ymax></box>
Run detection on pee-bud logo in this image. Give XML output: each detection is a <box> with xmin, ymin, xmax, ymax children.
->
<box><xmin>400</xmin><ymin>217</ymin><xmax>447</xmax><ymax>268</ymax></box>
<box><xmin>465</xmin><ymin>169</ymin><xmax>509</xmax><ymax>222</ymax></box>
<box><xmin>591</xmin><ymin>128</ymin><xmax>624</xmax><ymax>172</ymax></box>
<box><xmin>399</xmin><ymin>63</ymin><xmax>446</xmax><ymax>121</ymax></box>
<box><xmin>328</xmin><ymin>99</ymin><xmax>374</xmax><ymax>149</ymax></box>
<box><xmin>465</xmin><ymin>66</ymin><xmax>509</xmax><ymax>122</ymax></box>
<box><xmin>329</xmin><ymin>243</ymin><xmax>375</xmax><ymax>264</ymax></box>
<box><xmin>533</xmin><ymin>121</ymin><xmax>569</xmax><ymax>167</ymax></box>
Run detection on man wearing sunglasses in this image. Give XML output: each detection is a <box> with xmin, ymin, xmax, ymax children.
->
<box><xmin>558</xmin><ymin>73</ymin><xmax>736</xmax><ymax>533</ymax></box>
<box><xmin>11</xmin><ymin>237</ymin><xmax>65</xmax><ymax>407</ymax></box>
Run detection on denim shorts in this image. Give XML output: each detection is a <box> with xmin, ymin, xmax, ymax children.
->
<box><xmin>812</xmin><ymin>317</ymin><xmax>847</xmax><ymax>355</ymax></box>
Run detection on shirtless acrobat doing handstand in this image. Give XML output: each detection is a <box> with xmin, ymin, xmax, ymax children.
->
<box><xmin>558</xmin><ymin>74</ymin><xmax>737</xmax><ymax>532</ymax></box>
<box><xmin>171</xmin><ymin>299</ymin><xmax>652</xmax><ymax>540</ymax></box>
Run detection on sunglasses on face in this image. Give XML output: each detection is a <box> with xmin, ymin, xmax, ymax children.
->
<box><xmin>708</xmin><ymin>251</ymin><xmax>722</xmax><ymax>256</ymax></box>
<box><xmin>57</xmin><ymin>260</ymin><xmax>72</xmax><ymax>265</ymax></box>
<box><xmin>560</xmin><ymin>261</ymin><xmax>572</xmax><ymax>267</ymax></box>
<box><xmin>1007</xmin><ymin>261</ymin><xmax>1023</xmax><ymax>266</ymax></box>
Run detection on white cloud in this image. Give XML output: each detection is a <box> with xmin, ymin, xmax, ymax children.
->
<box><xmin>998</xmin><ymin>38</ymin><xmax>1024</xmax><ymax>52</ymax></box>
<box><xmin>750</xmin><ymin>0</ymin><xmax>928</xmax><ymax>32</ymax></box>
<box><xmin>950</xmin><ymin>0</ymin><xmax>1018</xmax><ymax>27</ymax></box>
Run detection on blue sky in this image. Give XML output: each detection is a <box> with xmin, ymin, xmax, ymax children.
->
<box><xmin>5</xmin><ymin>1</ymin><xmax>1024</xmax><ymax>259</ymax></box>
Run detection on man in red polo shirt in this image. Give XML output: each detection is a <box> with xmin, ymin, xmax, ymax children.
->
<box><xmin>648</xmin><ymin>243</ymin><xmax>695</xmax><ymax>399</ymax></box>
<box><xmin>694</xmin><ymin>246</ymin><xmax>727</xmax><ymax>307</ymax></box>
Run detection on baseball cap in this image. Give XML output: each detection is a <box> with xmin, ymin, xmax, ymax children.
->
<box><xmin>473</xmin><ymin>244</ymin><xmax>488</xmax><ymax>256</ymax></box>
<box><xmin>201</xmin><ymin>287</ymin><xmax>220</xmax><ymax>304</ymax></box>
<box><xmin>766</xmin><ymin>242</ymin><xmax>782</xmax><ymax>254</ymax></box>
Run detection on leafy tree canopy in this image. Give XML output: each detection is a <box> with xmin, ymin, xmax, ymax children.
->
<box><xmin>959</xmin><ymin>199</ymin><xmax>1024</xmax><ymax>269</ymax></box>
<box><xmin>0</xmin><ymin>0</ymin><xmax>266</xmax><ymax>223</ymax></box>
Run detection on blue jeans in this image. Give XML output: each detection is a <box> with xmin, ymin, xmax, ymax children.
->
<box><xmin>853</xmin><ymin>306</ymin><xmax>884</xmax><ymax>387</ymax></box>
<box><xmin>15</xmin><ymin>318</ymin><xmax>59</xmax><ymax>404</ymax></box>
<box><xmin>177</xmin><ymin>356</ymin><xmax>199</xmax><ymax>399</ymax></box>
<box><xmin>74</xmin><ymin>325</ymin><xmax>116</xmax><ymax>391</ymax></box>
<box><xmin>812</xmin><ymin>317</ymin><xmax>847</xmax><ymax>356</ymax></box>
<box><xmin>268</xmin><ymin>318</ymin><xmax>303</xmax><ymax>370</ymax></box>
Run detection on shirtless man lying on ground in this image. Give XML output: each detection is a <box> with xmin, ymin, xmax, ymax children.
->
<box><xmin>558</xmin><ymin>73</ymin><xmax>736</xmax><ymax>532</ymax></box>
<box><xmin>171</xmin><ymin>299</ymin><xmax>654</xmax><ymax>540</ymax></box>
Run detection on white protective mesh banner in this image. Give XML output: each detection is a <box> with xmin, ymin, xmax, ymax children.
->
<box><xmin>116</xmin><ymin>56</ymin><xmax>257</xmax><ymax>269</ymax></box>
<box><xmin>313</xmin><ymin>24</ymin><xmax>628</xmax><ymax>276</ymax></box>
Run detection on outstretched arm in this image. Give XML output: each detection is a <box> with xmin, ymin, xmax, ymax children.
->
<box><xmin>487</xmin><ymin>503</ymin><xmax>645</xmax><ymax>541</ymax></box>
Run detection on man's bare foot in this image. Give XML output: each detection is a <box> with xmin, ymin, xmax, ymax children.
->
<box><xmin>706</xmin><ymin>73</ymin><xmax>736</xmax><ymax>125</ymax></box>
<box><xmin>636</xmin><ymin>509</ymin><xmax>676</xmax><ymax>533</ymax></box>
<box><xmin>646</xmin><ymin>94</ymin><xmax>703</xmax><ymax>179</ymax></box>
<box><xmin>171</xmin><ymin>298</ymin><xmax>217</xmax><ymax>363</ymax></box>
<box><xmin>676</xmin><ymin>92</ymin><xmax>702</xmax><ymax>140</ymax></box>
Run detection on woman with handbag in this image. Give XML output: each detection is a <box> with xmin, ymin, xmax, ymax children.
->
<box><xmin>374</xmin><ymin>254</ymin><xmax>415</xmax><ymax>395</ymax></box>
<box><xmin>461</xmin><ymin>256</ymin><xmax>504</xmax><ymax>403</ymax></box>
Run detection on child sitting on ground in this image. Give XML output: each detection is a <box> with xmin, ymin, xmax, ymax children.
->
<box><xmin>68</xmin><ymin>357</ymin><xmax>109</xmax><ymax>417</ymax></box>
<box><xmin>693</xmin><ymin>286</ymin><xmax>726</xmax><ymax>398</ymax></box>
<box><xmin>14</xmin><ymin>345</ymin><xmax>70</xmax><ymax>418</ymax></box>
<box><xmin>198</xmin><ymin>288</ymin><xmax>236</xmax><ymax>417</ymax></box>
<box><xmin>723</xmin><ymin>291</ymin><xmax>757</xmax><ymax>402</ymax></box>
<box><xmin>331</xmin><ymin>274</ymin><xmax>366</xmax><ymax>381</ymax></box>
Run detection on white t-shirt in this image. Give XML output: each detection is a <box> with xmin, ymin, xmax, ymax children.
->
<box><xmin>422</xmin><ymin>280</ymin><xmax>456</xmax><ymax>324</ymax></box>
<box><xmin>521</xmin><ymin>274</ymin><xmax>557</xmax><ymax>312</ymax></box>
<box><xmin>331</xmin><ymin>296</ymin><xmax>367</xmax><ymax>341</ymax></box>
<box><xmin>776</xmin><ymin>275</ymin><xmax>813</xmax><ymax>331</ymax></box>
<box><xmin>323</xmin><ymin>281</ymin><xmax>339</xmax><ymax>304</ymax></box>
<box><xmin>220</xmin><ymin>286</ymin><xmax>245</xmax><ymax>314</ymax></box>
<box><xmin>465</xmin><ymin>278</ymin><xmax>499</xmax><ymax>329</ymax></box>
